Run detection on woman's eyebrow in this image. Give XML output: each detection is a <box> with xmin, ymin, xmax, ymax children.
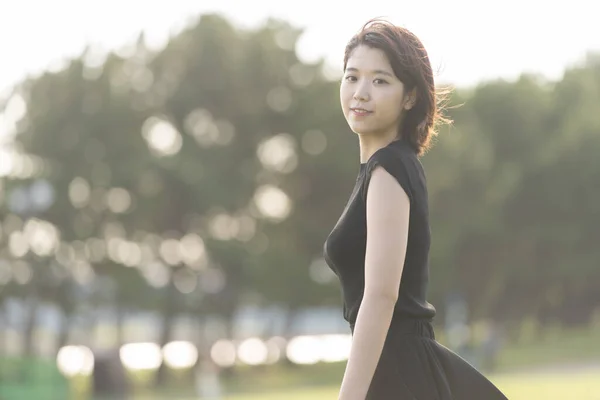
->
<box><xmin>345</xmin><ymin>67</ymin><xmax>394</xmax><ymax>77</ymax></box>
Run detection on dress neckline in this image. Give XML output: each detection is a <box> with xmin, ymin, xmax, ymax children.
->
<box><xmin>359</xmin><ymin>139</ymin><xmax>403</xmax><ymax>171</ymax></box>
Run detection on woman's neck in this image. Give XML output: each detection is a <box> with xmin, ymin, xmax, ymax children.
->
<box><xmin>358</xmin><ymin>132</ymin><xmax>399</xmax><ymax>163</ymax></box>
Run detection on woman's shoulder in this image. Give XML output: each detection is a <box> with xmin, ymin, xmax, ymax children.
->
<box><xmin>367</xmin><ymin>139</ymin><xmax>421</xmax><ymax>172</ymax></box>
<box><xmin>362</xmin><ymin>140</ymin><xmax>423</xmax><ymax>202</ymax></box>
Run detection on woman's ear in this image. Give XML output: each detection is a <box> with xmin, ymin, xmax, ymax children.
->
<box><xmin>404</xmin><ymin>88</ymin><xmax>417</xmax><ymax>110</ymax></box>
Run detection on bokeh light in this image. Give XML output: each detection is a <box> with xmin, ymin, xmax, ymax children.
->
<box><xmin>211</xmin><ymin>339</ymin><xmax>237</xmax><ymax>368</ymax></box>
<box><xmin>120</xmin><ymin>343</ymin><xmax>163</xmax><ymax>371</ymax></box>
<box><xmin>162</xmin><ymin>341</ymin><xmax>199</xmax><ymax>369</ymax></box>
<box><xmin>56</xmin><ymin>346</ymin><xmax>95</xmax><ymax>377</ymax></box>
<box><xmin>237</xmin><ymin>337</ymin><xmax>268</xmax><ymax>366</ymax></box>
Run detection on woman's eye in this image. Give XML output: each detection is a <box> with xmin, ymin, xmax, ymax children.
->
<box><xmin>344</xmin><ymin>75</ymin><xmax>357</xmax><ymax>82</ymax></box>
<box><xmin>374</xmin><ymin>78</ymin><xmax>388</xmax><ymax>85</ymax></box>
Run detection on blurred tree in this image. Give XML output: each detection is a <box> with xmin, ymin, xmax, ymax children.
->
<box><xmin>0</xmin><ymin>11</ymin><xmax>599</xmax><ymax>381</ymax></box>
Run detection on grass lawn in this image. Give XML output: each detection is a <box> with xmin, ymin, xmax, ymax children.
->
<box><xmin>222</xmin><ymin>366</ymin><xmax>600</xmax><ymax>400</ymax></box>
<box><xmin>94</xmin><ymin>324</ymin><xmax>600</xmax><ymax>399</ymax></box>
<box><xmin>5</xmin><ymin>325</ymin><xmax>600</xmax><ymax>399</ymax></box>
<box><xmin>493</xmin><ymin>323</ymin><xmax>600</xmax><ymax>372</ymax></box>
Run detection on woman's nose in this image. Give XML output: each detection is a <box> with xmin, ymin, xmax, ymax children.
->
<box><xmin>353</xmin><ymin>83</ymin><xmax>370</xmax><ymax>102</ymax></box>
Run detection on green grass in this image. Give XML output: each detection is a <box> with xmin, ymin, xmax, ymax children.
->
<box><xmin>221</xmin><ymin>367</ymin><xmax>600</xmax><ymax>400</ymax></box>
<box><xmin>129</xmin><ymin>364</ymin><xmax>600</xmax><ymax>400</ymax></box>
<box><xmin>5</xmin><ymin>325</ymin><xmax>600</xmax><ymax>400</ymax></box>
<box><xmin>494</xmin><ymin>324</ymin><xmax>600</xmax><ymax>371</ymax></box>
<box><xmin>108</xmin><ymin>325</ymin><xmax>600</xmax><ymax>399</ymax></box>
<box><xmin>493</xmin><ymin>368</ymin><xmax>600</xmax><ymax>400</ymax></box>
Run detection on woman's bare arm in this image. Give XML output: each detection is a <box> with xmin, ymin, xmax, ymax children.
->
<box><xmin>338</xmin><ymin>166</ymin><xmax>411</xmax><ymax>400</ymax></box>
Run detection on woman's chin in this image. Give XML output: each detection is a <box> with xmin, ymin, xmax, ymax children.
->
<box><xmin>348</xmin><ymin>122</ymin><xmax>372</xmax><ymax>135</ymax></box>
<box><xmin>350</xmin><ymin>126</ymin><xmax>375</xmax><ymax>136</ymax></box>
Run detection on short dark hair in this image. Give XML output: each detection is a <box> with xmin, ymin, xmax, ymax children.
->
<box><xmin>343</xmin><ymin>18</ymin><xmax>452</xmax><ymax>155</ymax></box>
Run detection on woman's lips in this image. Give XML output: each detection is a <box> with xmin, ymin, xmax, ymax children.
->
<box><xmin>350</xmin><ymin>108</ymin><xmax>372</xmax><ymax>116</ymax></box>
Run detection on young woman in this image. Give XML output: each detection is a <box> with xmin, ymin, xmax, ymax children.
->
<box><xmin>323</xmin><ymin>19</ymin><xmax>508</xmax><ymax>399</ymax></box>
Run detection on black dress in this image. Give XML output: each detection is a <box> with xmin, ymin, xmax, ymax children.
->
<box><xmin>324</xmin><ymin>139</ymin><xmax>508</xmax><ymax>399</ymax></box>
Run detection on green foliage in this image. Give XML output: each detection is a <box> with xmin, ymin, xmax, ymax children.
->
<box><xmin>1</xmin><ymin>13</ymin><xmax>599</xmax><ymax>353</ymax></box>
<box><xmin>0</xmin><ymin>357</ymin><xmax>69</xmax><ymax>399</ymax></box>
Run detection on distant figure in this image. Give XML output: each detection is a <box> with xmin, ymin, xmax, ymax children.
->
<box><xmin>92</xmin><ymin>349</ymin><xmax>129</xmax><ymax>399</ymax></box>
<box><xmin>323</xmin><ymin>19</ymin><xmax>508</xmax><ymax>399</ymax></box>
<box><xmin>480</xmin><ymin>321</ymin><xmax>503</xmax><ymax>372</ymax></box>
<box><xmin>194</xmin><ymin>358</ymin><xmax>222</xmax><ymax>399</ymax></box>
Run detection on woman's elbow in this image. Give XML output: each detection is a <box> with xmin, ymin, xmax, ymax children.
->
<box><xmin>364</xmin><ymin>288</ymin><xmax>398</xmax><ymax>308</ymax></box>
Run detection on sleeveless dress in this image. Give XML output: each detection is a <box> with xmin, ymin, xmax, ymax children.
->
<box><xmin>324</xmin><ymin>139</ymin><xmax>508</xmax><ymax>399</ymax></box>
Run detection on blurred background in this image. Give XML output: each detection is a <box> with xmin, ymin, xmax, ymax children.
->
<box><xmin>1</xmin><ymin>1</ymin><xmax>599</xmax><ymax>399</ymax></box>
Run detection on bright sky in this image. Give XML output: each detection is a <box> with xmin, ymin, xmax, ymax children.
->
<box><xmin>1</xmin><ymin>0</ymin><xmax>599</xmax><ymax>96</ymax></box>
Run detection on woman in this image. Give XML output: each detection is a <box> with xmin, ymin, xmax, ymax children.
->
<box><xmin>323</xmin><ymin>19</ymin><xmax>508</xmax><ymax>399</ymax></box>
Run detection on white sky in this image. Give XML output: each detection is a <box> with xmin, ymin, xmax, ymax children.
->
<box><xmin>0</xmin><ymin>0</ymin><xmax>599</xmax><ymax>96</ymax></box>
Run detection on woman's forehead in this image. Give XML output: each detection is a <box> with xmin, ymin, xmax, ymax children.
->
<box><xmin>346</xmin><ymin>45</ymin><xmax>393</xmax><ymax>73</ymax></box>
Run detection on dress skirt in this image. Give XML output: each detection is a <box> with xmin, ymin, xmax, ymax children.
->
<box><xmin>350</xmin><ymin>318</ymin><xmax>509</xmax><ymax>400</ymax></box>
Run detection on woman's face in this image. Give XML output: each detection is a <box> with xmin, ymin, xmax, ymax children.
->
<box><xmin>340</xmin><ymin>45</ymin><xmax>413</xmax><ymax>139</ymax></box>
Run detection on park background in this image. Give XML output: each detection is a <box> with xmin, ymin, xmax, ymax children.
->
<box><xmin>1</xmin><ymin>1</ymin><xmax>599</xmax><ymax>399</ymax></box>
